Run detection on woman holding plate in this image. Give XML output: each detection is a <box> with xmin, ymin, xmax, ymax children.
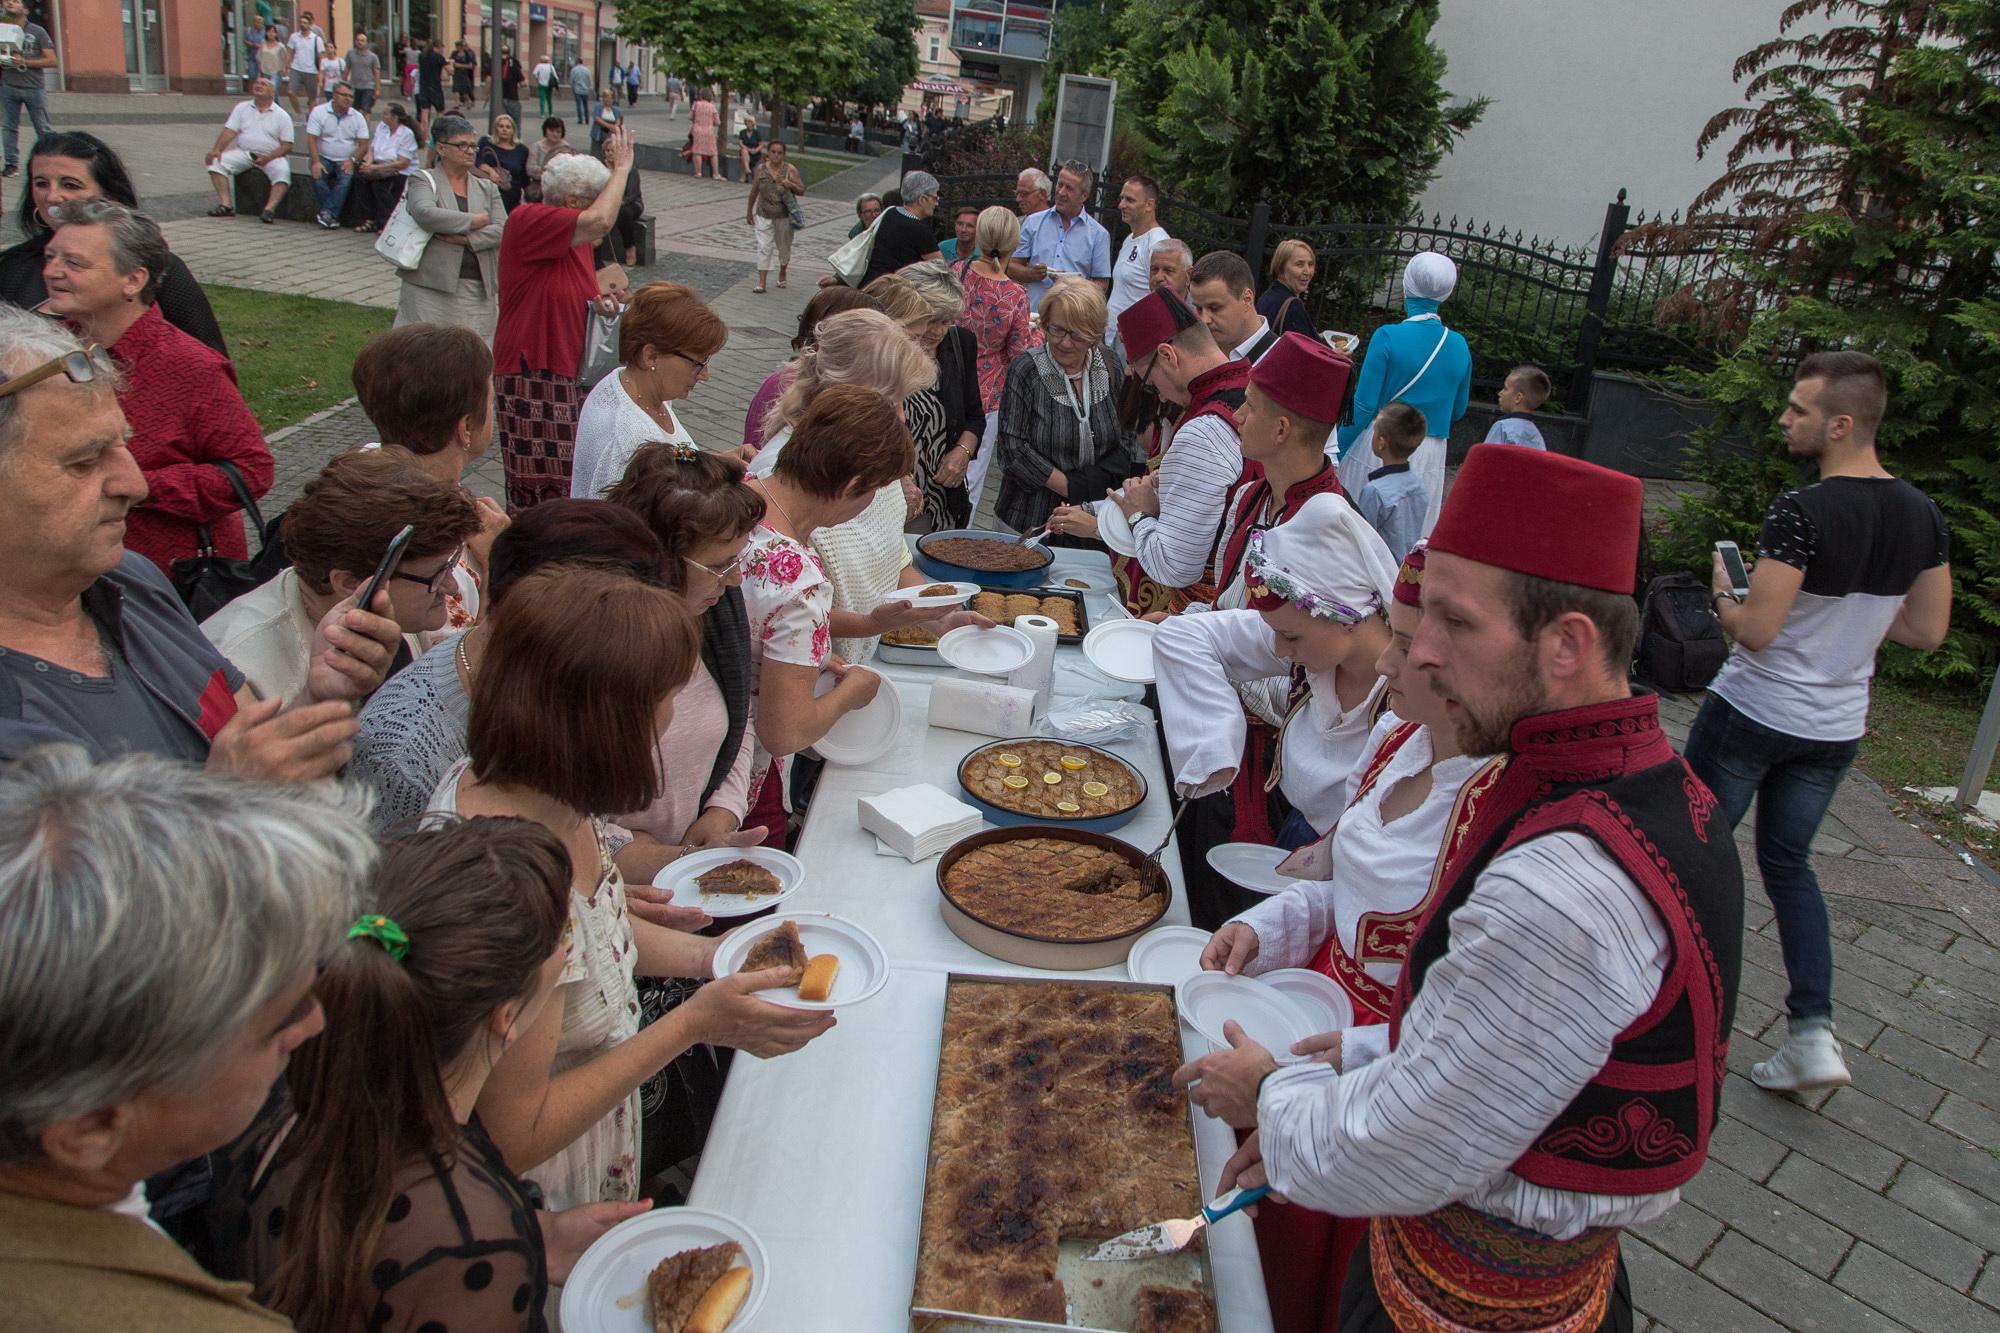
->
<box><xmin>429</xmin><ymin>565</ymin><xmax>833</xmax><ymax>1213</ymax></box>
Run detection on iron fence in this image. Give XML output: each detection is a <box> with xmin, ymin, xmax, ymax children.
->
<box><xmin>922</xmin><ymin>172</ymin><xmax>1762</xmax><ymax>415</ymax></box>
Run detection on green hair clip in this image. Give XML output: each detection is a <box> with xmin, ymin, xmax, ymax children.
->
<box><xmin>347</xmin><ymin>914</ymin><xmax>410</xmax><ymax>962</ymax></box>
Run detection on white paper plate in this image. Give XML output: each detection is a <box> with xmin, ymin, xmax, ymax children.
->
<box><xmin>1176</xmin><ymin>971</ymin><xmax>1316</xmax><ymax>1058</ymax></box>
<box><xmin>559</xmin><ymin>1206</ymin><xmax>767</xmax><ymax>1333</ymax></box>
<box><xmin>1261</xmin><ymin>968</ymin><xmax>1356</xmax><ymax>1034</ymax></box>
<box><xmin>1049</xmin><ymin>569</ymin><xmax>1113</xmax><ymax>594</ymax></box>
<box><xmin>1205</xmin><ymin>842</ymin><xmax>1295</xmax><ymax>896</ymax></box>
<box><xmin>1083</xmin><ymin>619</ymin><xmax>1158</xmax><ymax>683</ymax></box>
<box><xmin>652</xmin><ymin>846</ymin><xmax>804</xmax><ymax>919</ymax></box>
<box><xmin>1095</xmin><ymin>495</ymin><xmax>1140</xmax><ymax>557</ymax></box>
<box><xmin>809</xmin><ymin>670</ymin><xmax>903</xmax><ymax>767</ymax></box>
<box><xmin>937</xmin><ymin>623</ymin><xmax>1035</xmax><ymax>676</ymax></box>
<box><xmin>710</xmin><ymin>911</ymin><xmax>889</xmax><ymax>1010</ymax></box>
<box><xmin>1126</xmin><ymin>925</ymin><xmax>1212</xmax><ymax>987</ymax></box>
<box><xmin>888</xmin><ymin>580</ymin><xmax>980</xmax><ymax>610</ymax></box>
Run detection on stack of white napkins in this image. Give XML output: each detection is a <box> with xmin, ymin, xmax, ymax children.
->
<box><xmin>859</xmin><ymin>783</ymin><xmax>985</xmax><ymax>862</ymax></box>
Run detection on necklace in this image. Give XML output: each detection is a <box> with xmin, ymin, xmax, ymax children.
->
<box><xmin>456</xmin><ymin>632</ymin><xmax>475</xmax><ymax>681</ymax></box>
<box><xmin>759</xmin><ymin>479</ymin><xmax>803</xmax><ymax>538</ymax></box>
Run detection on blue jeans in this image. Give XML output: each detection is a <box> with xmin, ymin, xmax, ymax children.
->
<box><xmin>1683</xmin><ymin>693</ymin><xmax>1857</xmax><ymax>1022</ymax></box>
<box><xmin>574</xmin><ymin>90</ymin><xmax>589</xmax><ymax>125</ymax></box>
<box><xmin>1</xmin><ymin>84</ymin><xmax>52</xmax><ymax>168</ymax></box>
<box><xmin>312</xmin><ymin>157</ymin><xmax>354</xmax><ymax>220</ymax></box>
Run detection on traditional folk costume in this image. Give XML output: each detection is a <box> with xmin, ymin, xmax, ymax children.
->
<box><xmin>1334</xmin><ymin>253</ymin><xmax>1471</xmax><ymax>536</ymax></box>
<box><xmin>1108</xmin><ymin>290</ymin><xmax>1253</xmax><ymax>617</ymax></box>
<box><xmin>1252</xmin><ymin>447</ymin><xmax>1744</xmax><ymax>1333</ymax></box>
<box><xmin>1214</xmin><ymin>544</ymin><xmax>1488</xmax><ymax>1333</ymax></box>
<box><xmin>1154</xmin><ymin>495</ymin><xmax>1400</xmax><ymax>928</ymax></box>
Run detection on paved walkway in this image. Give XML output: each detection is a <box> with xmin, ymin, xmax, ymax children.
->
<box><xmin>40</xmin><ymin>96</ymin><xmax>2000</xmax><ymax>1332</ymax></box>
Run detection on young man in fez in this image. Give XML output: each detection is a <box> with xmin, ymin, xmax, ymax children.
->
<box><xmin>1180</xmin><ymin>445</ymin><xmax>1744</xmax><ymax>1333</ymax></box>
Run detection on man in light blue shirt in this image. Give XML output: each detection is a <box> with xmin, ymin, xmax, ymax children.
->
<box><xmin>1008</xmin><ymin>158</ymin><xmax>1112</xmax><ymax>312</ymax></box>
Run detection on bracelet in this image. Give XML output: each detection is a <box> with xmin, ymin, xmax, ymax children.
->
<box><xmin>1712</xmin><ymin>591</ymin><xmax>1743</xmax><ymax>608</ymax></box>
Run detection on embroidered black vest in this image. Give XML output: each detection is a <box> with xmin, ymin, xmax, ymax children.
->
<box><xmin>1388</xmin><ymin>693</ymin><xmax>1743</xmax><ymax>1196</ymax></box>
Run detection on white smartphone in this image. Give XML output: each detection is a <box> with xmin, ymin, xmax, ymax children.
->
<box><xmin>1715</xmin><ymin>540</ymin><xmax>1751</xmax><ymax>598</ymax></box>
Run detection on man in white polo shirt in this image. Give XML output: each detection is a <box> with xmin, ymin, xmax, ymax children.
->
<box><xmin>1106</xmin><ymin>173</ymin><xmax>1168</xmax><ymax>345</ymax></box>
<box><xmin>204</xmin><ymin>76</ymin><xmax>294</xmax><ymax>223</ymax></box>
<box><xmin>306</xmin><ymin>80</ymin><xmax>368</xmax><ymax>228</ymax></box>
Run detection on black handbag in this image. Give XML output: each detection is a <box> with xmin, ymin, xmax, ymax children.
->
<box><xmin>171</xmin><ymin>460</ymin><xmax>288</xmax><ymax>622</ymax></box>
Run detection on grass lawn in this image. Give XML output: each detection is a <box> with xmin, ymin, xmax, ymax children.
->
<box><xmin>792</xmin><ymin>155</ymin><xmax>854</xmax><ymax>189</ymax></box>
<box><xmin>1855</xmin><ymin>676</ymin><xmax>2000</xmax><ymax>867</ymax></box>
<box><xmin>204</xmin><ymin>284</ymin><xmax>392</xmax><ymax>433</ymax></box>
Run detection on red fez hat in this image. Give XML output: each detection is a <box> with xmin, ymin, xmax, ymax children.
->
<box><xmin>1117</xmin><ymin>288</ymin><xmax>1200</xmax><ymax>363</ymax></box>
<box><xmin>1428</xmin><ymin>445</ymin><xmax>1641</xmax><ymax>594</ymax></box>
<box><xmin>1392</xmin><ymin>541</ymin><xmax>1428</xmax><ymax>608</ymax></box>
<box><xmin>1249</xmin><ymin>332</ymin><xmax>1352</xmax><ymax>425</ymax></box>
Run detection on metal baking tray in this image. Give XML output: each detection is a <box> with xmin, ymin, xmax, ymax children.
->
<box><xmin>935</xmin><ymin>826</ymin><xmax>1170</xmax><ymax>971</ymax></box>
<box><xmin>875</xmin><ymin>586</ymin><xmax>1092</xmax><ymax>667</ymax></box>
<box><xmin>909</xmin><ymin>973</ymin><xmax>1217</xmax><ymax>1333</ymax></box>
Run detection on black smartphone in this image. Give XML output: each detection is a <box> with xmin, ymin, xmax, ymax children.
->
<box><xmin>1715</xmin><ymin>540</ymin><xmax>1751</xmax><ymax>598</ymax></box>
<box><xmin>358</xmin><ymin>524</ymin><xmax>415</xmax><ymax>613</ymax></box>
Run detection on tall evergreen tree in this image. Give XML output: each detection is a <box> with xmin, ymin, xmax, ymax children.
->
<box><xmin>1660</xmin><ymin>0</ymin><xmax>2000</xmax><ymax>680</ymax></box>
<box><xmin>1111</xmin><ymin>0</ymin><xmax>1482</xmax><ymax>221</ymax></box>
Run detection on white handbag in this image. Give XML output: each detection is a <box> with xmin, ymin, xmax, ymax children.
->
<box><xmin>824</xmin><ymin>209</ymin><xmax>882</xmax><ymax>286</ymax></box>
<box><xmin>374</xmin><ymin>169</ymin><xmax>435</xmax><ymax>271</ymax></box>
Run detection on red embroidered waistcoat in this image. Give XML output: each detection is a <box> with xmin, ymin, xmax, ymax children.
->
<box><xmin>1388</xmin><ymin>693</ymin><xmax>1743</xmax><ymax>1196</ymax></box>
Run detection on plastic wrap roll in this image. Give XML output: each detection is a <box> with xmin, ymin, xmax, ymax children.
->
<box><xmin>927</xmin><ymin>677</ymin><xmax>1038</xmax><ymax>738</ymax></box>
<box><xmin>1007</xmin><ymin>613</ymin><xmax>1060</xmax><ymax>714</ymax></box>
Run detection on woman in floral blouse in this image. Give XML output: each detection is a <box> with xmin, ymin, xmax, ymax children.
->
<box><xmin>955</xmin><ymin>204</ymin><xmax>1038</xmax><ymax>514</ymax></box>
<box><xmin>740</xmin><ymin>385</ymin><xmax>918</xmax><ymax>844</ymax></box>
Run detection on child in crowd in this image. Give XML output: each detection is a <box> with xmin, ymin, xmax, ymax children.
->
<box><xmin>1485</xmin><ymin>363</ymin><xmax>1550</xmax><ymax>448</ymax></box>
<box><xmin>1355</xmin><ymin>401</ymin><xmax>1429</xmax><ymax>562</ymax></box>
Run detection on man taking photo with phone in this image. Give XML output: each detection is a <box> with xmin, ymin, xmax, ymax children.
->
<box><xmin>1686</xmin><ymin>350</ymin><xmax>1952</xmax><ymax>1093</ymax></box>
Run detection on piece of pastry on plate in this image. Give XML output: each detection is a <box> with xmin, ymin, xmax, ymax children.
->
<box><xmin>646</xmin><ymin>1240</ymin><xmax>742</xmax><ymax>1333</ymax></box>
<box><xmin>694</xmin><ymin>858</ymin><xmax>781</xmax><ymax>897</ymax></box>
<box><xmin>797</xmin><ymin>953</ymin><xmax>839</xmax><ymax>1001</ymax></box>
<box><xmin>738</xmin><ymin>920</ymin><xmax>807</xmax><ymax>977</ymax></box>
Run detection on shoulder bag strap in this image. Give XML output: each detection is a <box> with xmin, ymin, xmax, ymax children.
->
<box><xmin>210</xmin><ymin>458</ymin><xmax>269</xmax><ymax>547</ymax></box>
<box><xmin>1275</xmin><ymin>294</ymin><xmax>1303</xmax><ymax>335</ymax></box>
<box><xmin>1389</xmin><ymin>322</ymin><xmax>1451</xmax><ymax>405</ymax></box>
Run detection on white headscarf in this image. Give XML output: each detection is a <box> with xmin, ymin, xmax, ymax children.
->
<box><xmin>1403</xmin><ymin>251</ymin><xmax>1459</xmax><ymax>304</ymax></box>
<box><xmin>1245</xmin><ymin>493</ymin><xmax>1400</xmax><ymax>624</ymax></box>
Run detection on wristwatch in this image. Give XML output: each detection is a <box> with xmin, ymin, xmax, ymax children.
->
<box><xmin>1711</xmin><ymin>591</ymin><xmax>1743</xmax><ymax>609</ymax></box>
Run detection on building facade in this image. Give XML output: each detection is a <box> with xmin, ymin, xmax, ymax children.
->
<box><xmin>946</xmin><ymin>0</ymin><xmax>1054</xmax><ymax>123</ymax></box>
<box><xmin>39</xmin><ymin>0</ymin><xmax>600</xmax><ymax>96</ymax></box>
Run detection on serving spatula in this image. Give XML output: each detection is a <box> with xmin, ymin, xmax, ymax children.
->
<box><xmin>1085</xmin><ymin>1185</ymin><xmax>1270</xmax><ymax>1262</ymax></box>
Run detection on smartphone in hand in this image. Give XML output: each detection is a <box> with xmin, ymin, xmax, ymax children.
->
<box><xmin>1715</xmin><ymin>540</ymin><xmax>1751</xmax><ymax>598</ymax></box>
<box><xmin>358</xmin><ymin>524</ymin><xmax>415</xmax><ymax>614</ymax></box>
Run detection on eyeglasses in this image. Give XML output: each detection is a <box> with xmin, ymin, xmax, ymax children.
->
<box><xmin>684</xmin><ymin>548</ymin><xmax>744</xmax><ymax>584</ymax></box>
<box><xmin>672</xmin><ymin>350</ymin><xmax>710</xmax><ymax>374</ymax></box>
<box><xmin>0</xmin><ymin>343</ymin><xmax>115</xmax><ymax>402</ymax></box>
<box><xmin>441</xmin><ymin>138</ymin><xmax>478</xmax><ymax>151</ymax></box>
<box><xmin>393</xmin><ymin>546</ymin><xmax>464</xmax><ymax>595</ymax></box>
<box><xmin>1045</xmin><ymin>324</ymin><xmax>1092</xmax><ymax>347</ymax></box>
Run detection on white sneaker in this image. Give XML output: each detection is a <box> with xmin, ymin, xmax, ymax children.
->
<box><xmin>1751</xmin><ymin>1018</ymin><xmax>1852</xmax><ymax>1092</ymax></box>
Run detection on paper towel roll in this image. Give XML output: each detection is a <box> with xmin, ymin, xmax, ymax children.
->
<box><xmin>1007</xmin><ymin>613</ymin><xmax>1059</xmax><ymax>714</ymax></box>
<box><xmin>928</xmin><ymin>678</ymin><xmax>1038</xmax><ymax>738</ymax></box>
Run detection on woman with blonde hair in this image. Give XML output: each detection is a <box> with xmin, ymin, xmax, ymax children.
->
<box><xmin>956</xmin><ymin>204</ymin><xmax>1037</xmax><ymax>513</ymax></box>
<box><xmin>893</xmin><ymin>260</ymin><xmax>984</xmax><ymax>531</ymax></box>
<box><xmin>748</xmin><ymin>307</ymin><xmax>986</xmax><ymax>662</ymax></box>
<box><xmin>1258</xmin><ymin>236</ymin><xmax>1317</xmax><ymax>337</ymax></box>
<box><xmin>995</xmin><ymin>277</ymin><xmax>1139</xmax><ymax>536</ymax></box>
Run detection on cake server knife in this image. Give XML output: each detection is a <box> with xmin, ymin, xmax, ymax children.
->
<box><xmin>1085</xmin><ymin>1185</ymin><xmax>1270</xmax><ymax>1262</ymax></box>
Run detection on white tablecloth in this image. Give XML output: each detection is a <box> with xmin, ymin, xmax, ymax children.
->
<box><xmin>686</xmin><ymin>552</ymin><xmax>1274</xmax><ymax>1331</ymax></box>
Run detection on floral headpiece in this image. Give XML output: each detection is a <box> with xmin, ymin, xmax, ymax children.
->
<box><xmin>1244</xmin><ymin>526</ymin><xmax>1378</xmax><ymax>625</ymax></box>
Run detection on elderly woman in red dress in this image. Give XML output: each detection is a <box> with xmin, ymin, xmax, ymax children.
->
<box><xmin>37</xmin><ymin>197</ymin><xmax>271</xmax><ymax>576</ymax></box>
<box><xmin>491</xmin><ymin>124</ymin><xmax>636</xmax><ymax>513</ymax></box>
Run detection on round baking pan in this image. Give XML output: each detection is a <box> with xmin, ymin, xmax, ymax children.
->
<box><xmin>956</xmin><ymin>736</ymin><xmax>1148</xmax><ymax>834</ymax></box>
<box><xmin>935</xmin><ymin>825</ymin><xmax>1172</xmax><ymax>970</ymax></box>
<box><xmin>914</xmin><ymin>527</ymin><xmax>1055</xmax><ymax>590</ymax></box>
